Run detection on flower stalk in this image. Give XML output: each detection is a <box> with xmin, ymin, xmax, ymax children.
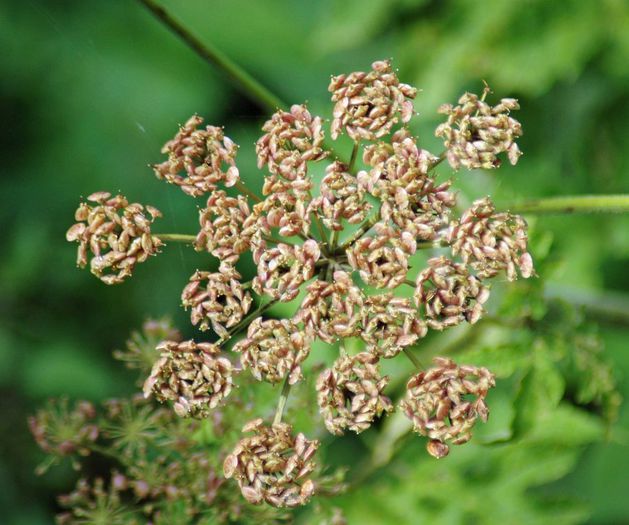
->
<box><xmin>504</xmin><ymin>194</ymin><xmax>629</xmax><ymax>215</ymax></box>
<box><xmin>136</xmin><ymin>0</ymin><xmax>285</xmax><ymax>113</ymax></box>
<box><xmin>273</xmin><ymin>378</ymin><xmax>292</xmax><ymax>425</ymax></box>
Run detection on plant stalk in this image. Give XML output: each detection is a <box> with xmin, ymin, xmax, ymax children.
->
<box><xmin>155</xmin><ymin>233</ymin><xmax>196</xmax><ymax>243</ymax></box>
<box><xmin>136</xmin><ymin>0</ymin><xmax>285</xmax><ymax>113</ymax></box>
<box><xmin>504</xmin><ymin>195</ymin><xmax>629</xmax><ymax>215</ymax></box>
<box><xmin>348</xmin><ymin>142</ymin><xmax>360</xmax><ymax>173</ymax></box>
<box><xmin>235</xmin><ymin>180</ymin><xmax>262</xmax><ymax>203</ymax></box>
<box><xmin>273</xmin><ymin>377</ymin><xmax>292</xmax><ymax>425</ymax></box>
<box><xmin>402</xmin><ymin>347</ymin><xmax>423</xmax><ymax>369</ymax></box>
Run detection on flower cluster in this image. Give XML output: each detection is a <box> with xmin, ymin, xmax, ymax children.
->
<box><xmin>143</xmin><ymin>340</ymin><xmax>234</xmax><ymax>418</ymax></box>
<box><xmin>316</xmin><ymin>352</ymin><xmax>393</xmax><ymax>435</ymax></box>
<box><xmin>400</xmin><ymin>357</ymin><xmax>495</xmax><ymax>458</ymax></box>
<box><xmin>66</xmin><ymin>192</ymin><xmax>163</xmax><ymax>284</ymax></box>
<box><xmin>153</xmin><ymin>114</ymin><xmax>239</xmax><ymax>196</ymax></box>
<box><xmin>65</xmin><ymin>59</ymin><xmax>530</xmax><ymax>508</ymax></box>
<box><xmin>435</xmin><ymin>87</ymin><xmax>523</xmax><ymax>170</ymax></box>
<box><xmin>223</xmin><ymin>419</ymin><xmax>319</xmax><ymax>507</ymax></box>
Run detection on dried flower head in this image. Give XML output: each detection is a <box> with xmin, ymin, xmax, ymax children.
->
<box><xmin>400</xmin><ymin>357</ymin><xmax>495</xmax><ymax>458</ymax></box>
<box><xmin>181</xmin><ymin>263</ymin><xmax>252</xmax><ymax>337</ymax></box>
<box><xmin>153</xmin><ymin>115</ymin><xmax>239</xmax><ymax>196</ymax></box>
<box><xmin>195</xmin><ymin>190</ymin><xmax>253</xmax><ymax>263</ymax></box>
<box><xmin>29</xmin><ymin>399</ymin><xmax>98</xmax><ymax>461</ymax></box>
<box><xmin>361</xmin><ymin>295</ymin><xmax>427</xmax><ymax>358</ymax></box>
<box><xmin>113</xmin><ymin>318</ymin><xmax>182</xmax><ymax>376</ymax></box>
<box><xmin>329</xmin><ymin>60</ymin><xmax>416</xmax><ymax>141</ymax></box>
<box><xmin>233</xmin><ymin>318</ymin><xmax>310</xmax><ymax>385</ymax></box>
<box><xmin>316</xmin><ymin>352</ymin><xmax>393</xmax><ymax>435</ymax></box>
<box><xmin>436</xmin><ymin>88</ymin><xmax>522</xmax><ymax>170</ymax></box>
<box><xmin>310</xmin><ymin>161</ymin><xmax>371</xmax><ymax>231</ymax></box>
<box><xmin>143</xmin><ymin>340</ymin><xmax>234</xmax><ymax>418</ymax></box>
<box><xmin>253</xmin><ymin>240</ymin><xmax>320</xmax><ymax>302</ymax></box>
<box><xmin>254</xmin><ymin>190</ymin><xmax>311</xmax><ymax>238</ymax></box>
<box><xmin>66</xmin><ymin>192</ymin><xmax>163</xmax><ymax>285</ymax></box>
<box><xmin>59</xmin><ymin>60</ymin><xmax>536</xmax><ymax>511</ymax></box>
<box><xmin>414</xmin><ymin>256</ymin><xmax>490</xmax><ymax>329</ymax></box>
<box><xmin>448</xmin><ymin>196</ymin><xmax>534</xmax><ymax>280</ymax></box>
<box><xmin>223</xmin><ymin>419</ymin><xmax>318</xmax><ymax>507</ymax></box>
<box><xmin>359</xmin><ymin>130</ymin><xmax>457</xmax><ymax>240</ymax></box>
<box><xmin>56</xmin><ymin>477</ymin><xmax>131</xmax><ymax>525</ymax></box>
<box><xmin>256</xmin><ymin>104</ymin><xmax>327</xmax><ymax>180</ymax></box>
<box><xmin>360</xmin><ymin>129</ymin><xmax>436</xmax><ymax>197</ymax></box>
<box><xmin>347</xmin><ymin>223</ymin><xmax>415</xmax><ymax>288</ymax></box>
<box><xmin>295</xmin><ymin>271</ymin><xmax>365</xmax><ymax>343</ymax></box>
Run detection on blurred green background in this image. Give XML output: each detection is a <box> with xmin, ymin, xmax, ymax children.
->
<box><xmin>1</xmin><ymin>0</ymin><xmax>628</xmax><ymax>523</ymax></box>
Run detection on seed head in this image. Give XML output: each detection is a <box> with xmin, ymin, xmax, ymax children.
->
<box><xmin>295</xmin><ymin>271</ymin><xmax>365</xmax><ymax>343</ymax></box>
<box><xmin>361</xmin><ymin>295</ymin><xmax>427</xmax><ymax>358</ymax></box>
<box><xmin>400</xmin><ymin>357</ymin><xmax>495</xmax><ymax>458</ymax></box>
<box><xmin>253</xmin><ymin>240</ymin><xmax>320</xmax><ymax>302</ymax></box>
<box><xmin>256</xmin><ymin>104</ymin><xmax>327</xmax><ymax>180</ymax></box>
<box><xmin>195</xmin><ymin>190</ymin><xmax>253</xmax><ymax>264</ymax></box>
<box><xmin>448</xmin><ymin>196</ymin><xmax>534</xmax><ymax>280</ymax></box>
<box><xmin>153</xmin><ymin>115</ymin><xmax>239</xmax><ymax>196</ymax></box>
<box><xmin>181</xmin><ymin>263</ymin><xmax>252</xmax><ymax>337</ymax></box>
<box><xmin>316</xmin><ymin>352</ymin><xmax>393</xmax><ymax>435</ymax></box>
<box><xmin>65</xmin><ymin>192</ymin><xmax>163</xmax><ymax>285</ymax></box>
<box><xmin>143</xmin><ymin>340</ymin><xmax>234</xmax><ymax>418</ymax></box>
<box><xmin>223</xmin><ymin>419</ymin><xmax>319</xmax><ymax>508</ymax></box>
<box><xmin>436</xmin><ymin>89</ymin><xmax>522</xmax><ymax>170</ymax></box>
<box><xmin>310</xmin><ymin>161</ymin><xmax>371</xmax><ymax>231</ymax></box>
<box><xmin>414</xmin><ymin>256</ymin><xmax>490</xmax><ymax>329</ymax></box>
<box><xmin>347</xmin><ymin>223</ymin><xmax>415</xmax><ymax>289</ymax></box>
<box><xmin>233</xmin><ymin>318</ymin><xmax>310</xmax><ymax>385</ymax></box>
<box><xmin>329</xmin><ymin>60</ymin><xmax>416</xmax><ymax>141</ymax></box>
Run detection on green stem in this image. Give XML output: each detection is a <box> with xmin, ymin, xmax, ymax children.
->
<box><xmin>504</xmin><ymin>195</ymin><xmax>629</xmax><ymax>215</ymax></box>
<box><xmin>340</xmin><ymin>212</ymin><xmax>380</xmax><ymax>251</ymax></box>
<box><xmin>329</xmin><ymin>229</ymin><xmax>338</xmax><ymax>253</ymax></box>
<box><xmin>430</xmin><ymin>151</ymin><xmax>447</xmax><ymax>170</ymax></box>
<box><xmin>311</xmin><ymin>209</ymin><xmax>330</xmax><ymax>255</ymax></box>
<box><xmin>273</xmin><ymin>377</ymin><xmax>292</xmax><ymax>425</ymax></box>
<box><xmin>220</xmin><ymin>297</ymin><xmax>279</xmax><ymax>345</ymax></box>
<box><xmin>348</xmin><ymin>142</ymin><xmax>360</xmax><ymax>173</ymax></box>
<box><xmin>155</xmin><ymin>233</ymin><xmax>196</xmax><ymax>243</ymax></box>
<box><xmin>136</xmin><ymin>0</ymin><xmax>285</xmax><ymax>113</ymax></box>
<box><xmin>402</xmin><ymin>347</ymin><xmax>423</xmax><ymax>369</ymax></box>
<box><xmin>262</xmin><ymin>235</ymin><xmax>297</xmax><ymax>246</ymax></box>
<box><xmin>235</xmin><ymin>180</ymin><xmax>262</xmax><ymax>203</ymax></box>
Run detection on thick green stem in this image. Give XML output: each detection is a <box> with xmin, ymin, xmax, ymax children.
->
<box><xmin>504</xmin><ymin>195</ymin><xmax>629</xmax><ymax>215</ymax></box>
<box><xmin>136</xmin><ymin>0</ymin><xmax>285</xmax><ymax>113</ymax></box>
<box><xmin>155</xmin><ymin>233</ymin><xmax>196</xmax><ymax>243</ymax></box>
<box><xmin>273</xmin><ymin>377</ymin><xmax>292</xmax><ymax>425</ymax></box>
